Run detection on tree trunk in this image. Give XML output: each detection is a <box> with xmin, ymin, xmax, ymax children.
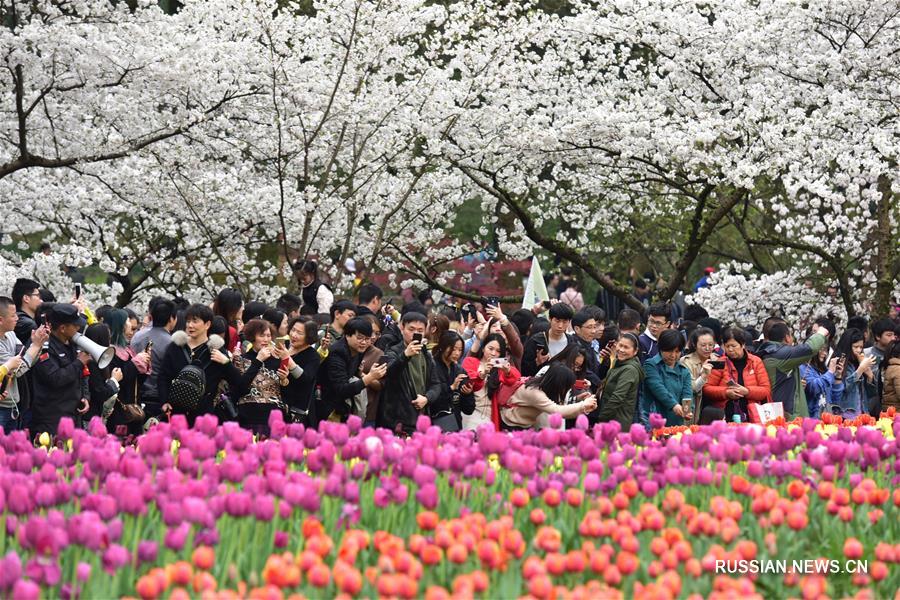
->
<box><xmin>872</xmin><ymin>174</ymin><xmax>896</xmax><ymax>316</ymax></box>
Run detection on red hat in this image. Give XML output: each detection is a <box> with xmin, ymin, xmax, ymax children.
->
<box><xmin>704</xmin><ymin>267</ymin><xmax>715</xmax><ymax>274</ymax></box>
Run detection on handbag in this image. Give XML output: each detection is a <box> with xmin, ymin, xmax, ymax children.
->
<box><xmin>431</xmin><ymin>412</ymin><xmax>460</xmax><ymax>432</ymax></box>
<box><xmin>169</xmin><ymin>348</ymin><xmax>209</xmax><ymax>414</ymax></box>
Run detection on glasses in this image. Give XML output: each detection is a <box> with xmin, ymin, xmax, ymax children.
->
<box><xmin>648</xmin><ymin>319</ymin><xmax>668</xmax><ymax>327</ymax></box>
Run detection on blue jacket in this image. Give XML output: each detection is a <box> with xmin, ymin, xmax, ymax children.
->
<box><xmin>831</xmin><ymin>368</ymin><xmax>867</xmax><ymax>418</ymax></box>
<box><xmin>799</xmin><ymin>364</ymin><xmax>843</xmax><ymax>419</ymax></box>
<box><xmin>642</xmin><ymin>353</ymin><xmax>693</xmax><ymax>426</ymax></box>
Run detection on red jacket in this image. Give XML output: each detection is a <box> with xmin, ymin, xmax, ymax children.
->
<box><xmin>703</xmin><ymin>351</ymin><xmax>771</xmax><ymax>409</ymax></box>
<box><xmin>462</xmin><ymin>356</ymin><xmax>522</xmax><ymax>430</ymax></box>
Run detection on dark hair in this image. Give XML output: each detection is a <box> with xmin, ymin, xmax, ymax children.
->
<box><xmin>213</xmin><ymin>288</ymin><xmax>244</xmax><ymax>323</ymax></box>
<box><xmin>721</xmin><ymin>327</ymin><xmax>748</xmax><ymax>347</ymax></box>
<box><xmin>526</xmin><ymin>363</ymin><xmax>576</xmax><ymax>405</ymax></box>
<box><xmin>105</xmin><ymin>308</ymin><xmax>129</xmax><ymax>347</ymax></box>
<box><xmin>846</xmin><ymin>316</ymin><xmax>868</xmax><ymax>335</ymax></box>
<box><xmin>428</xmin><ymin>313</ymin><xmax>450</xmax><ymax>343</ymax></box>
<box><xmin>617</xmin><ymin>308</ymin><xmax>642</xmax><ymax>332</ymax></box>
<box><xmin>634</xmin><ymin>278</ymin><xmax>648</xmax><ymax>290</ymax></box>
<box><xmin>0</xmin><ymin>296</ymin><xmax>13</xmax><ymax>314</ymax></box>
<box><xmin>657</xmin><ymin>329</ymin><xmax>683</xmax><ymax>353</ymax></box>
<box><xmin>400</xmin><ymin>301</ymin><xmax>427</xmax><ymax>317</ymax></box>
<box><xmin>243</xmin><ymin>318</ymin><xmax>275</xmax><ymax>345</ymax></box>
<box><xmin>698</xmin><ymin>317</ymin><xmax>723</xmax><ymax>344</ymax></box>
<box><xmin>814</xmin><ymin>317</ymin><xmax>837</xmax><ymax>341</ymax></box>
<box><xmin>344</xmin><ymin>317</ymin><xmax>374</xmax><ymax>338</ymax></box>
<box><xmin>172</xmin><ymin>297</ymin><xmax>190</xmax><ymax>311</ymax></box>
<box><xmin>330</xmin><ymin>299</ymin><xmax>357</xmax><ymax>321</ymax></box>
<box><xmin>687</xmin><ymin>327</ymin><xmax>716</xmax><ymax>354</ymax></box>
<box><xmin>358</xmin><ymin>283</ymin><xmax>383</xmax><ymax>306</ymax></box>
<box><xmin>150</xmin><ymin>299</ymin><xmax>176</xmax><ymax>328</ymax></box>
<box><xmin>433</xmin><ymin>331</ymin><xmax>464</xmax><ymax>364</ymax></box>
<box><xmin>549</xmin><ymin>343</ymin><xmax>588</xmax><ymax>375</ymax></box>
<box><xmin>699</xmin><ymin>406</ymin><xmax>725</xmax><ymax>425</ymax></box>
<box><xmin>287</xmin><ymin>316</ymin><xmax>319</xmax><ymax>346</ymax></box>
<box><xmin>572</xmin><ymin>309</ymin><xmax>596</xmax><ymax>329</ymax></box>
<box><xmin>585</xmin><ymin>305</ymin><xmax>606</xmax><ymax>324</ymax></box>
<box><xmin>648</xmin><ymin>302</ymin><xmax>670</xmax><ymax>320</ymax></box>
<box><xmin>473</xmin><ymin>333</ymin><xmax>507</xmax><ymax>359</ymax></box>
<box><xmin>276</xmin><ymin>293</ymin><xmax>301</xmax><ymax>315</ymax></box>
<box><xmin>294</xmin><ymin>260</ymin><xmax>318</xmax><ymax>276</ymax></box>
<box><xmin>510</xmin><ymin>309</ymin><xmax>537</xmax><ymax>339</ymax></box>
<box><xmin>401</xmin><ymin>311</ymin><xmax>428</xmax><ymax>326</ymax></box>
<box><xmin>12</xmin><ymin>278</ymin><xmax>40</xmax><ymax>310</ymax></box>
<box><xmin>619</xmin><ymin>332</ymin><xmax>640</xmax><ymax>351</ymax></box>
<box><xmin>262</xmin><ymin>308</ymin><xmax>287</xmax><ymax>333</ymax></box>
<box><xmin>125</xmin><ymin>308</ymin><xmax>138</xmax><ymax>322</ymax></box>
<box><xmin>185</xmin><ymin>303</ymin><xmax>214</xmax><ymax>324</ymax></box>
<box><xmin>598</xmin><ymin>324</ymin><xmax>619</xmax><ymax>347</ymax></box>
<box><xmin>887</xmin><ymin>340</ymin><xmax>900</xmax><ymax>361</ymax></box>
<box><xmin>548</xmin><ymin>303</ymin><xmax>574</xmax><ymax>321</ymax></box>
<box><xmin>683</xmin><ymin>304</ymin><xmax>709</xmax><ymax>323</ymax></box>
<box><xmin>872</xmin><ymin>318</ymin><xmax>895</xmax><ymax>340</ymax></box>
<box><xmin>766</xmin><ymin>323</ymin><xmax>791</xmax><ymax>343</ymax></box>
<box><xmin>762</xmin><ymin>316</ymin><xmax>786</xmax><ymax>338</ymax></box>
<box><xmin>39</xmin><ymin>288</ymin><xmax>56</xmax><ymax>303</ymax></box>
<box><xmin>417</xmin><ymin>288</ymin><xmax>433</xmax><ymax>305</ymax></box>
<box><xmin>211</xmin><ymin>316</ymin><xmax>228</xmax><ymax>338</ymax></box>
<box><xmin>439</xmin><ymin>306</ymin><xmax>459</xmax><ymax>323</ymax></box>
<box><xmin>95</xmin><ymin>305</ymin><xmax>113</xmax><ymax>323</ymax></box>
<box><xmin>85</xmin><ymin>323</ymin><xmax>112</xmax><ymax>378</ymax></box>
<box><xmin>836</xmin><ymin>328</ymin><xmax>865</xmax><ymax>368</ymax></box>
<box><xmin>243</xmin><ymin>301</ymin><xmax>268</xmax><ymax>324</ymax></box>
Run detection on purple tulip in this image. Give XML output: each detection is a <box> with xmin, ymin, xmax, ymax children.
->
<box><xmin>164</xmin><ymin>522</ymin><xmax>191</xmax><ymax>552</ymax></box>
<box><xmin>137</xmin><ymin>541</ymin><xmax>158</xmax><ymax>563</ymax></box>
<box><xmin>0</xmin><ymin>551</ymin><xmax>22</xmax><ymax>589</ymax></box>
<box><xmin>101</xmin><ymin>544</ymin><xmax>130</xmax><ymax>574</ymax></box>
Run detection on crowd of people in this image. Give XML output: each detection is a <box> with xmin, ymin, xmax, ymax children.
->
<box><xmin>1</xmin><ymin>258</ymin><xmax>899</xmax><ymax>442</ymax></box>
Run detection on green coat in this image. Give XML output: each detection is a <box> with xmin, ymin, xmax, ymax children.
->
<box><xmin>756</xmin><ymin>333</ymin><xmax>826</xmax><ymax>418</ymax></box>
<box><xmin>642</xmin><ymin>353</ymin><xmax>693</xmax><ymax>426</ymax></box>
<box><xmin>598</xmin><ymin>357</ymin><xmax>644</xmax><ymax>431</ymax></box>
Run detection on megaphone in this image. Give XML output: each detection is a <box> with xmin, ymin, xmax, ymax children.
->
<box><xmin>72</xmin><ymin>332</ymin><xmax>115</xmax><ymax>369</ymax></box>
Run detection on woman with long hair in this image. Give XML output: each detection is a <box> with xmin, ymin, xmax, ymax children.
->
<box><xmin>431</xmin><ymin>331</ymin><xmax>475</xmax><ymax>431</ymax></box>
<box><xmin>680</xmin><ymin>327</ymin><xmax>717</xmax><ymax>422</ymax></box>
<box><xmin>799</xmin><ymin>340</ymin><xmax>843</xmax><ymax>419</ymax></box>
<box><xmin>461</xmin><ymin>333</ymin><xmax>521</xmax><ymax>430</ymax></box>
<box><xmin>213</xmin><ymin>287</ymin><xmax>244</xmax><ymax>354</ymax></box>
<box><xmin>500</xmin><ymin>363</ymin><xmax>596</xmax><ymax>431</ymax></box>
<box><xmin>831</xmin><ymin>328</ymin><xmax>877</xmax><ymax>418</ymax></box>
<box><xmin>262</xmin><ymin>308</ymin><xmax>289</xmax><ymax>337</ymax></box>
<box><xmin>103</xmin><ymin>308</ymin><xmax>151</xmax><ymax>435</ymax></box>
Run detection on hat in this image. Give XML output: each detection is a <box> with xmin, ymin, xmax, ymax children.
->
<box><xmin>704</xmin><ymin>267</ymin><xmax>715</xmax><ymax>274</ymax></box>
<box><xmin>49</xmin><ymin>304</ymin><xmax>81</xmax><ymax>326</ymax></box>
<box><xmin>344</xmin><ymin>258</ymin><xmax>356</xmax><ymax>273</ymax></box>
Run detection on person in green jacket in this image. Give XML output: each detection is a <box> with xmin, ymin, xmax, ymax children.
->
<box><xmin>642</xmin><ymin>330</ymin><xmax>694</xmax><ymax>426</ymax></box>
<box><xmin>597</xmin><ymin>333</ymin><xmax>644</xmax><ymax>430</ymax></box>
<box><xmin>755</xmin><ymin>322</ymin><xmax>830</xmax><ymax>418</ymax></box>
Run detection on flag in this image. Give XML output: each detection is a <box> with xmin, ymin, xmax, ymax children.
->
<box><xmin>522</xmin><ymin>256</ymin><xmax>550</xmax><ymax>308</ymax></box>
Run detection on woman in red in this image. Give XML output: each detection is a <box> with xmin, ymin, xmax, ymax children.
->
<box><xmin>703</xmin><ymin>327</ymin><xmax>771</xmax><ymax>422</ymax></box>
<box><xmin>462</xmin><ymin>333</ymin><xmax>521</xmax><ymax>430</ymax></box>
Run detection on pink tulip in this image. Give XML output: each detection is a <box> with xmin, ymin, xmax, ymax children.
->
<box><xmin>12</xmin><ymin>579</ymin><xmax>39</xmax><ymax>600</ymax></box>
<box><xmin>76</xmin><ymin>562</ymin><xmax>91</xmax><ymax>582</ymax></box>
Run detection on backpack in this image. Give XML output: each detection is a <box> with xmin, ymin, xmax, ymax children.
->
<box><xmin>168</xmin><ymin>348</ymin><xmax>208</xmax><ymax>414</ymax></box>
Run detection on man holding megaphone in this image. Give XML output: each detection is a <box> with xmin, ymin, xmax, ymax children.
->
<box><xmin>30</xmin><ymin>304</ymin><xmax>92</xmax><ymax>439</ymax></box>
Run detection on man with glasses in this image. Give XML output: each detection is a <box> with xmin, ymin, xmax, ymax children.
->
<box><xmin>639</xmin><ymin>302</ymin><xmax>671</xmax><ymax>360</ymax></box>
<box><xmin>572</xmin><ymin>309</ymin><xmax>602</xmax><ymax>381</ymax></box>
<box><xmin>318</xmin><ymin>317</ymin><xmax>387</xmax><ymax>426</ymax></box>
<box><xmin>0</xmin><ymin>297</ymin><xmax>49</xmax><ymax>432</ymax></box>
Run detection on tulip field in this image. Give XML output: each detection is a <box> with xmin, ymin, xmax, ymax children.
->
<box><xmin>2</xmin><ymin>411</ymin><xmax>900</xmax><ymax>600</ymax></box>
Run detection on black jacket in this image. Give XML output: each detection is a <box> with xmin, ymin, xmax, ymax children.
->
<box><xmin>31</xmin><ymin>335</ymin><xmax>84</xmax><ymax>437</ymax></box>
<box><xmin>318</xmin><ymin>337</ymin><xmax>365</xmax><ymax>423</ymax></box>
<box><xmin>157</xmin><ymin>340</ymin><xmax>240</xmax><ymax>418</ymax></box>
<box><xmin>376</xmin><ymin>322</ymin><xmax>402</xmax><ymax>352</ymax></box>
<box><xmin>522</xmin><ymin>332</ymin><xmax>575</xmax><ymax>377</ymax></box>
<box><xmin>282</xmin><ymin>347</ymin><xmax>321</xmax><ymax>413</ymax></box>
<box><xmin>13</xmin><ymin>311</ymin><xmax>38</xmax><ymax>411</ymax></box>
<box><xmin>431</xmin><ymin>358</ymin><xmax>475</xmax><ymax>428</ymax></box>
<box><xmin>377</xmin><ymin>341</ymin><xmax>442</xmax><ymax>435</ymax></box>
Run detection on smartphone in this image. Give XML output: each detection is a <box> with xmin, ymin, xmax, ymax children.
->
<box><xmin>606</xmin><ymin>340</ymin><xmax>617</xmax><ymax>349</ymax></box>
<box><xmin>534</xmin><ymin>331</ymin><xmax>548</xmax><ymax>350</ymax></box>
<box><xmin>681</xmin><ymin>398</ymin><xmax>692</xmax><ymax>416</ymax></box>
<box><xmin>412</xmin><ymin>332</ymin><xmax>424</xmax><ymax>344</ymax></box>
<box><xmin>376</xmin><ymin>356</ymin><xmax>390</xmax><ymax>367</ymax></box>
<box><xmin>542</xmin><ymin>300</ymin><xmax>552</xmax><ymax>309</ymax></box>
<box><xmin>490</xmin><ymin>357</ymin><xmax>509</xmax><ymax>368</ymax></box>
<box><xmin>457</xmin><ymin>375</ymin><xmax>470</xmax><ymax>388</ymax></box>
<box><xmin>74</xmin><ymin>283</ymin><xmax>82</xmax><ymax>299</ymax></box>
<box><xmin>482</xmin><ymin>296</ymin><xmax>500</xmax><ymax>308</ymax></box>
<box><xmin>573</xmin><ymin>379</ymin><xmax>589</xmax><ymax>391</ymax></box>
<box><xmin>710</xmin><ymin>360</ymin><xmax>726</xmax><ymax>370</ymax></box>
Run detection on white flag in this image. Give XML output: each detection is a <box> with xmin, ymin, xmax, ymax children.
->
<box><xmin>522</xmin><ymin>256</ymin><xmax>550</xmax><ymax>308</ymax></box>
